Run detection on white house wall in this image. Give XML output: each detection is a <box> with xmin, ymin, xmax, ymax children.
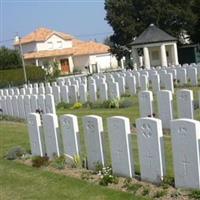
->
<box><xmin>73</xmin><ymin>55</ymin><xmax>90</xmax><ymax>72</ymax></box>
<box><xmin>95</xmin><ymin>54</ymin><xmax>118</xmax><ymax>70</ymax></box>
<box><xmin>36</xmin><ymin>34</ymin><xmax>72</xmax><ymax>51</ymax></box>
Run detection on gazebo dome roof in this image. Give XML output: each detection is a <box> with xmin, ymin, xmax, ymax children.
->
<box><xmin>131</xmin><ymin>24</ymin><xmax>177</xmax><ymax>46</ymax></box>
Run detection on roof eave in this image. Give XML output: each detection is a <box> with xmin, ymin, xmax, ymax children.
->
<box><xmin>131</xmin><ymin>39</ymin><xmax>177</xmax><ymax>47</ymax></box>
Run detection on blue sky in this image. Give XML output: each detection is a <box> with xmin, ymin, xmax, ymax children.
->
<box><xmin>0</xmin><ymin>0</ymin><xmax>113</xmax><ymax>47</ymax></box>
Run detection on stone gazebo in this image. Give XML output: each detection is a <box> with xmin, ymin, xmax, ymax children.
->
<box><xmin>131</xmin><ymin>24</ymin><xmax>179</xmax><ymax>69</ymax></box>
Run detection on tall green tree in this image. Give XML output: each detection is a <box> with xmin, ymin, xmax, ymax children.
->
<box><xmin>0</xmin><ymin>46</ymin><xmax>22</xmax><ymax>70</ymax></box>
<box><xmin>104</xmin><ymin>0</ymin><xmax>196</xmax><ymax>59</ymax></box>
<box><xmin>189</xmin><ymin>0</ymin><xmax>200</xmax><ymax>43</ymax></box>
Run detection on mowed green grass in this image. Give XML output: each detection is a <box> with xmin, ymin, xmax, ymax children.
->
<box><xmin>0</xmin><ymin>122</ymin><xmax>146</xmax><ymax>200</ymax></box>
<box><xmin>0</xmin><ymin>86</ymin><xmax>199</xmax><ymax>199</ymax></box>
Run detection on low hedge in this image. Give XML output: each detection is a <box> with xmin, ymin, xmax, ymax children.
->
<box><xmin>0</xmin><ymin>66</ymin><xmax>46</xmax><ymax>88</ymax></box>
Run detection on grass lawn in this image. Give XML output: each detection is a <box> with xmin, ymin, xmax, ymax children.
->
<box><xmin>0</xmin><ymin>122</ymin><xmax>146</xmax><ymax>200</ymax></box>
<box><xmin>0</xmin><ymin>86</ymin><xmax>199</xmax><ymax>199</ymax></box>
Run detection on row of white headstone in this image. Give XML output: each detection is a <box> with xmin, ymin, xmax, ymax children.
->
<box><xmin>1</xmin><ymin>64</ymin><xmax>200</xmax><ymax>105</ymax></box>
<box><xmin>138</xmin><ymin>89</ymin><xmax>199</xmax><ymax>128</ymax></box>
<box><xmin>0</xmin><ymin>94</ymin><xmax>56</xmax><ymax>119</ymax></box>
<box><xmin>27</xmin><ymin>112</ymin><xmax>200</xmax><ymax>189</ymax></box>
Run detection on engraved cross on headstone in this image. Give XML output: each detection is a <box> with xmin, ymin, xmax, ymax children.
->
<box><xmin>177</xmin><ymin>127</ymin><xmax>187</xmax><ymax>136</ymax></box>
<box><xmin>182</xmin><ymin>155</ymin><xmax>190</xmax><ymax>177</ymax></box>
<box><xmin>141</xmin><ymin>123</ymin><xmax>152</xmax><ymax>138</ymax></box>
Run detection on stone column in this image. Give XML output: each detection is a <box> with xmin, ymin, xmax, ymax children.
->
<box><xmin>68</xmin><ymin>56</ymin><xmax>74</xmax><ymax>73</ymax></box>
<box><xmin>143</xmin><ymin>47</ymin><xmax>150</xmax><ymax>69</ymax></box>
<box><xmin>35</xmin><ymin>59</ymin><xmax>39</xmax><ymax>66</ymax></box>
<box><xmin>160</xmin><ymin>44</ymin><xmax>168</xmax><ymax>67</ymax></box>
<box><xmin>171</xmin><ymin>43</ymin><xmax>179</xmax><ymax>65</ymax></box>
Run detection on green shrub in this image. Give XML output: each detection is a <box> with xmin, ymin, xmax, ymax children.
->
<box><xmin>56</xmin><ymin>102</ymin><xmax>72</xmax><ymax>109</ymax></box>
<box><xmin>32</xmin><ymin>155</ymin><xmax>49</xmax><ymax>168</ymax></box>
<box><xmin>0</xmin><ymin>66</ymin><xmax>46</xmax><ymax>88</ymax></box>
<box><xmin>141</xmin><ymin>187</ymin><xmax>150</xmax><ymax>196</ymax></box>
<box><xmin>70</xmin><ymin>102</ymin><xmax>83</xmax><ymax>109</ymax></box>
<box><xmin>119</xmin><ymin>98</ymin><xmax>133</xmax><ymax>108</ymax></box>
<box><xmin>153</xmin><ymin>190</ymin><xmax>166</xmax><ymax>198</ymax></box>
<box><xmin>81</xmin><ymin>171</ymin><xmax>91</xmax><ymax>180</ymax></box>
<box><xmin>189</xmin><ymin>190</ymin><xmax>200</xmax><ymax>199</ymax></box>
<box><xmin>163</xmin><ymin>176</ymin><xmax>174</xmax><ymax>186</ymax></box>
<box><xmin>51</xmin><ymin>155</ymin><xmax>66</xmax><ymax>169</ymax></box>
<box><xmin>121</xmin><ymin>92</ymin><xmax>131</xmax><ymax>97</ymax></box>
<box><xmin>125</xmin><ymin>183</ymin><xmax>142</xmax><ymax>194</ymax></box>
<box><xmin>102</xmin><ymin>99</ymin><xmax>119</xmax><ymax>109</ymax></box>
<box><xmin>6</xmin><ymin>146</ymin><xmax>25</xmax><ymax>160</ymax></box>
<box><xmin>72</xmin><ymin>155</ymin><xmax>82</xmax><ymax>168</ymax></box>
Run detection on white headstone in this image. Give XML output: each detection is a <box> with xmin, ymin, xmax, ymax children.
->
<box><xmin>42</xmin><ymin>114</ymin><xmax>60</xmax><ymax>158</ymax></box>
<box><xmin>38</xmin><ymin>94</ymin><xmax>46</xmax><ymax>113</ymax></box>
<box><xmin>60</xmin><ymin>85</ymin><xmax>69</xmax><ymax>103</ymax></box>
<box><xmin>136</xmin><ymin>117</ymin><xmax>165</xmax><ymax>183</ymax></box>
<box><xmin>27</xmin><ymin>113</ymin><xmax>44</xmax><ymax>156</ymax></box>
<box><xmin>177</xmin><ymin>89</ymin><xmax>193</xmax><ymax>119</ymax></box>
<box><xmin>151</xmin><ymin>74</ymin><xmax>160</xmax><ymax>93</ymax></box>
<box><xmin>6</xmin><ymin>96</ymin><xmax>13</xmax><ymax>116</ymax></box>
<box><xmin>187</xmin><ymin>67</ymin><xmax>198</xmax><ymax>86</ymax></box>
<box><xmin>52</xmin><ymin>85</ymin><xmax>61</xmax><ymax>105</ymax></box>
<box><xmin>89</xmin><ymin>83</ymin><xmax>97</xmax><ymax>103</ymax></box>
<box><xmin>164</xmin><ymin>73</ymin><xmax>174</xmax><ymax>93</ymax></box>
<box><xmin>18</xmin><ymin>95</ymin><xmax>26</xmax><ymax>119</ymax></box>
<box><xmin>45</xmin><ymin>94</ymin><xmax>56</xmax><ymax>114</ymax></box>
<box><xmin>12</xmin><ymin>95</ymin><xmax>19</xmax><ymax>117</ymax></box>
<box><xmin>60</xmin><ymin>114</ymin><xmax>80</xmax><ymax>157</ymax></box>
<box><xmin>68</xmin><ymin>85</ymin><xmax>78</xmax><ymax>104</ymax></box>
<box><xmin>109</xmin><ymin>82</ymin><xmax>120</xmax><ymax>100</ymax></box>
<box><xmin>83</xmin><ymin>115</ymin><xmax>105</xmax><ymax>170</ymax></box>
<box><xmin>108</xmin><ymin>116</ymin><xmax>134</xmax><ymax>177</ymax></box>
<box><xmin>99</xmin><ymin>82</ymin><xmax>108</xmax><ymax>102</ymax></box>
<box><xmin>177</xmin><ymin>68</ymin><xmax>187</xmax><ymax>85</ymax></box>
<box><xmin>30</xmin><ymin>95</ymin><xmax>38</xmax><ymax>113</ymax></box>
<box><xmin>24</xmin><ymin>95</ymin><xmax>31</xmax><ymax>118</ymax></box>
<box><xmin>171</xmin><ymin>119</ymin><xmax>200</xmax><ymax>189</ymax></box>
<box><xmin>79</xmin><ymin>84</ymin><xmax>87</xmax><ymax>103</ymax></box>
<box><xmin>157</xmin><ymin>90</ymin><xmax>173</xmax><ymax>129</ymax></box>
<box><xmin>127</xmin><ymin>75</ymin><xmax>137</xmax><ymax>96</ymax></box>
<box><xmin>140</xmin><ymin>75</ymin><xmax>148</xmax><ymax>91</ymax></box>
<box><xmin>138</xmin><ymin>91</ymin><xmax>153</xmax><ymax>117</ymax></box>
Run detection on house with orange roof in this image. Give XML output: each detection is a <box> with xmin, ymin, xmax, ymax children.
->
<box><xmin>14</xmin><ymin>27</ymin><xmax>119</xmax><ymax>73</ymax></box>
